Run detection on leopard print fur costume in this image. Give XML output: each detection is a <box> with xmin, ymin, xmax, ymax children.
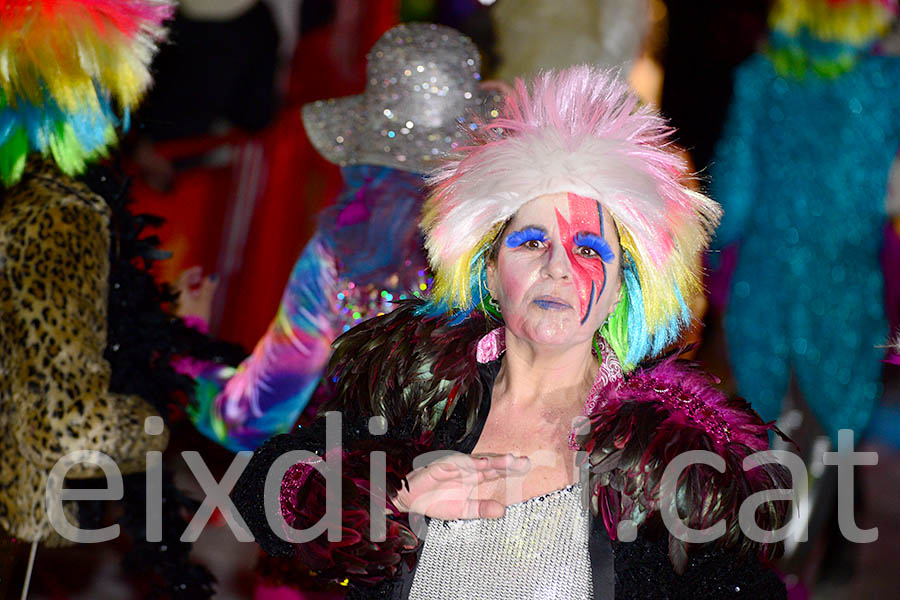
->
<box><xmin>0</xmin><ymin>162</ymin><xmax>168</xmax><ymax>544</ymax></box>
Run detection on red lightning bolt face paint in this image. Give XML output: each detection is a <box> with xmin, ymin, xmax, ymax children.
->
<box><xmin>556</xmin><ymin>193</ymin><xmax>610</xmax><ymax>323</ymax></box>
<box><xmin>488</xmin><ymin>193</ymin><xmax>620</xmax><ymax>347</ymax></box>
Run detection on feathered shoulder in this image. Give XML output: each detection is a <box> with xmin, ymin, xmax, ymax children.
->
<box><xmin>580</xmin><ymin>357</ymin><xmax>789</xmax><ymax>574</ymax></box>
<box><xmin>322</xmin><ymin>298</ymin><xmax>497</xmax><ymax>436</ymax></box>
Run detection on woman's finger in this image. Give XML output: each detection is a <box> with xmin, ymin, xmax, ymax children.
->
<box><xmin>470</xmin><ymin>498</ymin><xmax>506</xmax><ymax>519</ymax></box>
<box><xmin>473</xmin><ymin>453</ymin><xmax>531</xmax><ymax>474</ymax></box>
<box><xmin>428</xmin><ymin>463</ymin><xmax>463</xmax><ymax>481</ymax></box>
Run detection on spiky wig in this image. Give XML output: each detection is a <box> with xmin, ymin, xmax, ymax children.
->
<box><xmin>420</xmin><ymin>67</ymin><xmax>721</xmax><ymax>369</ymax></box>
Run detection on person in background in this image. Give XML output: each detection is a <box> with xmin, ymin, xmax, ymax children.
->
<box><xmin>710</xmin><ymin>0</ymin><xmax>900</xmax><ymax>590</ymax></box>
<box><xmin>179</xmin><ymin>24</ymin><xmax>502</xmax><ymax>454</ymax></box>
<box><xmin>711</xmin><ymin>0</ymin><xmax>900</xmax><ymax>465</ymax></box>
<box><xmin>0</xmin><ymin>2</ymin><xmax>219</xmax><ymax>597</ymax></box>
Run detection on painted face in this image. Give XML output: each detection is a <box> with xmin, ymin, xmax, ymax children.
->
<box><xmin>487</xmin><ymin>192</ymin><xmax>621</xmax><ymax>346</ymax></box>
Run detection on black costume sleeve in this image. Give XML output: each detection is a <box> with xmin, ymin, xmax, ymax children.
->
<box><xmin>231</xmin><ymin>428</ymin><xmax>324</xmax><ymax>559</ymax></box>
<box><xmin>613</xmin><ymin>536</ymin><xmax>786</xmax><ymax>599</ymax></box>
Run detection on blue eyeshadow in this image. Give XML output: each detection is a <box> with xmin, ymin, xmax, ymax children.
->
<box><xmin>505</xmin><ymin>227</ymin><xmax>548</xmax><ymax>248</ymax></box>
<box><xmin>573</xmin><ymin>232</ymin><xmax>615</xmax><ymax>262</ymax></box>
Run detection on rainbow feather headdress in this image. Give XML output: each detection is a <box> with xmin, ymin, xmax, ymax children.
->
<box><xmin>767</xmin><ymin>0</ymin><xmax>899</xmax><ymax>77</ymax></box>
<box><xmin>421</xmin><ymin>67</ymin><xmax>721</xmax><ymax>369</ymax></box>
<box><xmin>0</xmin><ymin>0</ymin><xmax>175</xmax><ymax>185</ymax></box>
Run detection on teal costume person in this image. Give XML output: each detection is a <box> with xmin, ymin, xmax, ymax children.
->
<box><xmin>710</xmin><ymin>0</ymin><xmax>900</xmax><ymax>440</ymax></box>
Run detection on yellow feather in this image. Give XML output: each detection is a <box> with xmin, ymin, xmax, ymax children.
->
<box><xmin>770</xmin><ymin>0</ymin><xmax>895</xmax><ymax>45</ymax></box>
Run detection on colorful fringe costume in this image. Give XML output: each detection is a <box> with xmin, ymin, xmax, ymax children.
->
<box><xmin>232</xmin><ymin>68</ymin><xmax>790</xmax><ymax>598</ymax></box>
<box><xmin>0</xmin><ymin>0</ymin><xmax>174</xmax><ymax>185</ymax></box>
<box><xmin>710</xmin><ymin>0</ymin><xmax>900</xmax><ymax>440</ymax></box>
<box><xmin>0</xmin><ymin>2</ymin><xmax>221</xmax><ymax>595</ymax></box>
<box><xmin>188</xmin><ymin>166</ymin><xmax>433</xmax><ymax>452</ymax></box>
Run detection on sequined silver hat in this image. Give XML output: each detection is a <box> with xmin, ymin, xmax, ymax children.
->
<box><xmin>302</xmin><ymin>23</ymin><xmax>499</xmax><ymax>174</ymax></box>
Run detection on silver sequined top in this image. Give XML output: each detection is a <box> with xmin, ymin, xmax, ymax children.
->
<box><xmin>409</xmin><ymin>483</ymin><xmax>592</xmax><ymax>600</ymax></box>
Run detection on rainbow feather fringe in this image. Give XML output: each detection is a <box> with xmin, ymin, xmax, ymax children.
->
<box><xmin>0</xmin><ymin>0</ymin><xmax>175</xmax><ymax>185</ymax></box>
<box><xmin>771</xmin><ymin>0</ymin><xmax>898</xmax><ymax>45</ymax></box>
<box><xmin>767</xmin><ymin>0</ymin><xmax>899</xmax><ymax>78</ymax></box>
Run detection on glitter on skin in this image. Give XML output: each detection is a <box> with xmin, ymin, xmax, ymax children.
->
<box><xmin>580</xmin><ymin>281</ymin><xmax>596</xmax><ymax>325</ymax></box>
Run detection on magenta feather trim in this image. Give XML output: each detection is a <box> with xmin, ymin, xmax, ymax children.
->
<box><xmin>609</xmin><ymin>360</ymin><xmax>773</xmax><ymax>450</ymax></box>
<box><xmin>579</xmin><ymin>358</ymin><xmax>789</xmax><ymax>573</ymax></box>
<box><xmin>279</xmin><ymin>434</ymin><xmax>430</xmax><ymax>585</ymax></box>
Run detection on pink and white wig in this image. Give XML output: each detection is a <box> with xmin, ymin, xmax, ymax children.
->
<box><xmin>420</xmin><ymin>66</ymin><xmax>721</xmax><ymax>369</ymax></box>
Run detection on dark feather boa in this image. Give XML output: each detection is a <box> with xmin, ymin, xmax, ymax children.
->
<box><xmin>280</xmin><ymin>435</ymin><xmax>427</xmax><ymax>584</ymax></box>
<box><xmin>0</xmin><ymin>160</ymin><xmax>243</xmax><ymax>597</ymax></box>
<box><xmin>323</xmin><ymin>298</ymin><xmax>498</xmax><ymax>438</ymax></box>
<box><xmin>233</xmin><ymin>424</ymin><xmax>432</xmax><ymax>587</ymax></box>
<box><xmin>82</xmin><ymin>163</ymin><xmax>245</xmax><ymax>419</ymax></box>
<box><xmin>79</xmin><ymin>162</ymin><xmax>247</xmax><ymax>599</ymax></box>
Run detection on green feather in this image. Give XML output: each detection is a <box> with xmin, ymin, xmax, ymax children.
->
<box><xmin>600</xmin><ymin>288</ymin><xmax>632</xmax><ymax>371</ymax></box>
<box><xmin>0</xmin><ymin>127</ymin><xmax>28</xmax><ymax>187</ymax></box>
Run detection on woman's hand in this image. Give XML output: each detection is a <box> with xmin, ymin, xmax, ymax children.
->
<box><xmin>393</xmin><ymin>453</ymin><xmax>530</xmax><ymax>520</ymax></box>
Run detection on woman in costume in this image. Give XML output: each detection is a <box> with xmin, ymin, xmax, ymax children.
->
<box><xmin>233</xmin><ymin>67</ymin><xmax>789</xmax><ymax>598</ymax></box>
<box><xmin>185</xmin><ymin>23</ymin><xmax>501</xmax><ymax>453</ymax></box>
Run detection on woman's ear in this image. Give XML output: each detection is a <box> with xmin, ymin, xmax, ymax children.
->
<box><xmin>605</xmin><ymin>278</ymin><xmax>624</xmax><ymax>321</ymax></box>
<box><xmin>485</xmin><ymin>259</ymin><xmax>497</xmax><ymax>298</ymax></box>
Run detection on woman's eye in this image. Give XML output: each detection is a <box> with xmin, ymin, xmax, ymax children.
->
<box><xmin>525</xmin><ymin>239</ymin><xmax>544</xmax><ymax>249</ymax></box>
<box><xmin>578</xmin><ymin>246</ymin><xmax>599</xmax><ymax>258</ymax></box>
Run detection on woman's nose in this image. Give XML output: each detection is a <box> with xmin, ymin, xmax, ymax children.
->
<box><xmin>543</xmin><ymin>243</ymin><xmax>572</xmax><ymax>280</ymax></box>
